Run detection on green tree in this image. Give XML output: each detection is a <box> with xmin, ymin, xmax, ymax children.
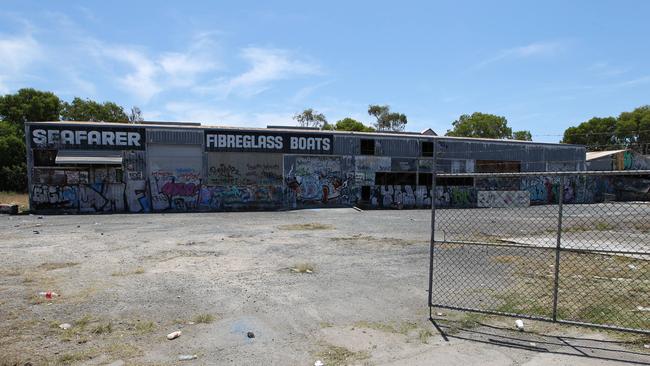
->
<box><xmin>293</xmin><ymin>108</ymin><xmax>327</xmax><ymax>128</ymax></box>
<box><xmin>367</xmin><ymin>105</ymin><xmax>407</xmax><ymax>131</ymax></box>
<box><xmin>561</xmin><ymin>117</ymin><xmax>619</xmax><ymax>151</ymax></box>
<box><xmin>0</xmin><ymin>88</ymin><xmax>61</xmax><ymax>128</ymax></box>
<box><xmin>617</xmin><ymin>105</ymin><xmax>650</xmax><ymax>154</ymax></box>
<box><xmin>446</xmin><ymin>112</ymin><xmax>513</xmax><ymax>139</ymax></box>
<box><xmin>512</xmin><ymin>130</ymin><xmax>532</xmax><ymax>141</ymax></box>
<box><xmin>61</xmin><ymin>97</ymin><xmax>129</xmax><ymax>122</ymax></box>
<box><xmin>333</xmin><ymin>117</ymin><xmax>375</xmax><ymax>132</ymax></box>
<box><xmin>0</xmin><ymin>121</ymin><xmax>27</xmax><ymax>192</ymax></box>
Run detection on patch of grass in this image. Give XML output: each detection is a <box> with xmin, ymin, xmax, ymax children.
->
<box><xmin>315</xmin><ymin>344</ymin><xmax>370</xmax><ymax>366</ymax></box>
<box><xmin>90</xmin><ymin>322</ymin><xmax>113</xmax><ymax>334</ymax></box>
<box><xmin>487</xmin><ymin>250</ymin><xmax>650</xmax><ymax>330</ymax></box>
<box><xmin>134</xmin><ymin>320</ymin><xmax>156</xmax><ymax>334</ymax></box>
<box><xmin>37</xmin><ymin>262</ymin><xmax>79</xmax><ymax>271</ymax></box>
<box><xmin>419</xmin><ymin>328</ymin><xmax>433</xmax><ymax>344</ymax></box>
<box><xmin>76</xmin><ymin>315</ymin><xmax>92</xmax><ymax>328</ymax></box>
<box><xmin>58</xmin><ymin>349</ymin><xmax>97</xmax><ymax>364</ymax></box>
<box><xmin>459</xmin><ymin>313</ymin><xmax>484</xmax><ymax>329</ymax></box>
<box><xmin>0</xmin><ymin>191</ymin><xmax>28</xmax><ymax>211</ymax></box>
<box><xmin>290</xmin><ymin>263</ymin><xmax>315</xmax><ymax>274</ymax></box>
<box><xmin>319</xmin><ymin>322</ymin><xmax>333</xmax><ymax>328</ymax></box>
<box><xmin>278</xmin><ymin>223</ymin><xmax>334</xmax><ymax>230</ymax></box>
<box><xmin>353</xmin><ymin>320</ymin><xmax>397</xmax><ymax>333</ymax></box>
<box><xmin>192</xmin><ymin>313</ymin><xmax>215</xmax><ymax>324</ymax></box>
<box><xmin>111</xmin><ymin>267</ymin><xmax>145</xmax><ymax>276</ymax></box>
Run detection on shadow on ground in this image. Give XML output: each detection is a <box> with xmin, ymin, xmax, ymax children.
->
<box><xmin>430</xmin><ymin>317</ymin><xmax>650</xmax><ymax>365</ymax></box>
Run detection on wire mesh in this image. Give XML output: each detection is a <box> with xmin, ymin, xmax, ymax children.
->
<box><xmin>429</xmin><ymin>171</ymin><xmax>650</xmax><ymax>333</ymax></box>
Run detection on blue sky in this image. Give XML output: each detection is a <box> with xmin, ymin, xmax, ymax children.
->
<box><xmin>1</xmin><ymin>1</ymin><xmax>649</xmax><ymax>142</ymax></box>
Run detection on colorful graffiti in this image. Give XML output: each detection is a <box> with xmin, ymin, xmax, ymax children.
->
<box><xmin>366</xmin><ymin>185</ymin><xmax>432</xmax><ymax>208</ymax></box>
<box><xmin>284</xmin><ymin>156</ymin><xmax>352</xmax><ymax>207</ymax></box>
<box><xmin>435</xmin><ymin>186</ymin><xmax>476</xmax><ymax>208</ymax></box>
<box><xmin>32</xmin><ymin>184</ymin><xmax>79</xmax><ymax>210</ymax></box>
<box><xmin>199</xmin><ymin>185</ymin><xmax>283</xmax><ymax>210</ymax></box>
<box><xmin>150</xmin><ymin>168</ymin><xmax>202</xmax><ymax>211</ymax></box>
<box><xmin>477</xmin><ymin>190</ymin><xmax>530</xmax><ymax>208</ymax></box>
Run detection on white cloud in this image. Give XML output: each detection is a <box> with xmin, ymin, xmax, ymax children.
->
<box><xmin>474</xmin><ymin>41</ymin><xmax>565</xmax><ymax>69</ymax></box>
<box><xmin>217</xmin><ymin>47</ymin><xmax>322</xmax><ymax>97</ymax></box>
<box><xmin>0</xmin><ymin>33</ymin><xmax>42</xmax><ymax>92</ymax></box>
<box><xmin>102</xmin><ymin>46</ymin><xmax>162</xmax><ymax>103</ymax></box>
<box><xmin>163</xmin><ymin>101</ymin><xmax>293</xmax><ymax>127</ymax></box>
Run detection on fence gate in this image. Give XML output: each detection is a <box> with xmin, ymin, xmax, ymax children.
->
<box><xmin>428</xmin><ymin>171</ymin><xmax>650</xmax><ymax>334</ymax></box>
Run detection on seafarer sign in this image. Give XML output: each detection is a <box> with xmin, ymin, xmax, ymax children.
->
<box><xmin>205</xmin><ymin>130</ymin><xmax>333</xmax><ymax>154</ymax></box>
<box><xmin>29</xmin><ymin>125</ymin><xmax>146</xmax><ymax>150</ymax></box>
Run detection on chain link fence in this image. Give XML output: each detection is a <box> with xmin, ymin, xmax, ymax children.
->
<box><xmin>428</xmin><ymin>170</ymin><xmax>650</xmax><ymax>334</ymax></box>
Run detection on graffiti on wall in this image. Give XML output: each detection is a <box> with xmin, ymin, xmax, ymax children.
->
<box><xmin>32</xmin><ymin>184</ymin><xmax>79</xmax><ymax>210</ymax></box>
<box><xmin>355</xmin><ymin>156</ymin><xmax>391</xmax><ymax>185</ymax></box>
<box><xmin>521</xmin><ymin>176</ymin><xmax>575</xmax><ymax>204</ymax></box>
<box><xmin>285</xmin><ymin>156</ymin><xmax>353</xmax><ymax>207</ymax></box>
<box><xmin>477</xmin><ymin>190</ymin><xmax>530</xmax><ymax>208</ymax></box>
<box><xmin>623</xmin><ymin>151</ymin><xmax>650</xmax><ymax>170</ymax></box>
<box><xmin>199</xmin><ymin>185</ymin><xmax>283</xmax><ymax>210</ymax></box>
<box><xmin>435</xmin><ymin>186</ymin><xmax>476</xmax><ymax>208</ymax></box>
<box><xmin>366</xmin><ymin>185</ymin><xmax>432</xmax><ymax>208</ymax></box>
<box><xmin>150</xmin><ymin>168</ymin><xmax>201</xmax><ymax>211</ymax></box>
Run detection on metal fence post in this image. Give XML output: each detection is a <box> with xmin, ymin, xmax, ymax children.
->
<box><xmin>552</xmin><ymin>175</ymin><xmax>564</xmax><ymax>322</ymax></box>
<box><xmin>427</xmin><ymin>141</ymin><xmax>438</xmax><ymax>315</ymax></box>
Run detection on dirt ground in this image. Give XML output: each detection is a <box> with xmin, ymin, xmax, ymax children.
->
<box><xmin>1</xmin><ymin>208</ymin><xmax>648</xmax><ymax>365</ymax></box>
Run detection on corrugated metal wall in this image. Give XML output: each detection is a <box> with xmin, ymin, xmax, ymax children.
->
<box><xmin>147</xmin><ymin>129</ymin><xmax>203</xmax><ymax>145</ymax></box>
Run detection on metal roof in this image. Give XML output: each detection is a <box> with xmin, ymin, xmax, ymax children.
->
<box><xmin>55</xmin><ymin>150</ymin><xmax>123</xmax><ymax>165</ymax></box>
<box><xmin>585</xmin><ymin>150</ymin><xmax>627</xmax><ymax>161</ymax></box>
<box><xmin>25</xmin><ymin>120</ymin><xmax>581</xmax><ymax>147</ymax></box>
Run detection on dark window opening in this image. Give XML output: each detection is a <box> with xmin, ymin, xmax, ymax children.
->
<box><xmin>418</xmin><ymin>173</ymin><xmax>474</xmax><ymax>187</ymax></box>
<box><xmin>421</xmin><ymin>141</ymin><xmax>434</xmax><ymax>157</ymax></box>
<box><xmin>360</xmin><ymin>139</ymin><xmax>375</xmax><ymax>155</ymax></box>
<box><xmin>361</xmin><ymin>186</ymin><xmax>371</xmax><ymax>201</ymax></box>
<box><xmin>375</xmin><ymin>172</ymin><xmax>416</xmax><ymax>185</ymax></box>
<box><xmin>476</xmin><ymin>160</ymin><xmax>521</xmax><ymax>173</ymax></box>
<box><xmin>33</xmin><ymin>149</ymin><xmax>57</xmax><ymax>166</ymax></box>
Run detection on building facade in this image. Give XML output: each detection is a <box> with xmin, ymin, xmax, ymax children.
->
<box><xmin>25</xmin><ymin>121</ymin><xmax>587</xmax><ymax>213</ymax></box>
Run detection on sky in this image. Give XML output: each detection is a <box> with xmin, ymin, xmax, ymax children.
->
<box><xmin>1</xmin><ymin>1</ymin><xmax>649</xmax><ymax>142</ymax></box>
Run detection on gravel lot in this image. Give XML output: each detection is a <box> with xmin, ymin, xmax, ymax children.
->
<box><xmin>1</xmin><ymin>208</ymin><xmax>648</xmax><ymax>365</ymax></box>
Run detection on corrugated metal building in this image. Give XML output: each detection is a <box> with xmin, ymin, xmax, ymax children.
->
<box><xmin>24</xmin><ymin>121</ymin><xmax>586</xmax><ymax>213</ymax></box>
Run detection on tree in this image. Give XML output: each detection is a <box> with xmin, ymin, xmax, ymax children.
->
<box><xmin>446</xmin><ymin>112</ymin><xmax>513</xmax><ymax>139</ymax></box>
<box><xmin>61</xmin><ymin>97</ymin><xmax>129</xmax><ymax>122</ymax></box>
<box><xmin>0</xmin><ymin>121</ymin><xmax>27</xmax><ymax>192</ymax></box>
<box><xmin>512</xmin><ymin>130</ymin><xmax>532</xmax><ymax>141</ymax></box>
<box><xmin>129</xmin><ymin>106</ymin><xmax>144</xmax><ymax>123</ymax></box>
<box><xmin>367</xmin><ymin>104</ymin><xmax>407</xmax><ymax>131</ymax></box>
<box><xmin>333</xmin><ymin>117</ymin><xmax>375</xmax><ymax>132</ymax></box>
<box><xmin>617</xmin><ymin>106</ymin><xmax>650</xmax><ymax>154</ymax></box>
<box><xmin>561</xmin><ymin>117</ymin><xmax>619</xmax><ymax>151</ymax></box>
<box><xmin>293</xmin><ymin>108</ymin><xmax>327</xmax><ymax>128</ymax></box>
<box><xmin>0</xmin><ymin>88</ymin><xmax>61</xmax><ymax>128</ymax></box>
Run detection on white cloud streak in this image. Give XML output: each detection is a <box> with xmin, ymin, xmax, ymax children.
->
<box><xmin>0</xmin><ymin>32</ymin><xmax>42</xmax><ymax>93</ymax></box>
<box><xmin>474</xmin><ymin>41</ymin><xmax>565</xmax><ymax>69</ymax></box>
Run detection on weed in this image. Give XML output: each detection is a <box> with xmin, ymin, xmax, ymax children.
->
<box><xmin>90</xmin><ymin>322</ymin><xmax>113</xmax><ymax>334</ymax></box>
<box><xmin>419</xmin><ymin>328</ymin><xmax>433</xmax><ymax>344</ymax></box>
<box><xmin>316</xmin><ymin>344</ymin><xmax>370</xmax><ymax>366</ymax></box>
<box><xmin>111</xmin><ymin>267</ymin><xmax>146</xmax><ymax>276</ymax></box>
<box><xmin>192</xmin><ymin>314</ymin><xmax>215</xmax><ymax>324</ymax></box>
<box><xmin>134</xmin><ymin>321</ymin><xmax>156</xmax><ymax>333</ymax></box>
<box><xmin>37</xmin><ymin>262</ymin><xmax>79</xmax><ymax>271</ymax></box>
<box><xmin>278</xmin><ymin>223</ymin><xmax>333</xmax><ymax>230</ymax></box>
<box><xmin>291</xmin><ymin>263</ymin><xmax>315</xmax><ymax>274</ymax></box>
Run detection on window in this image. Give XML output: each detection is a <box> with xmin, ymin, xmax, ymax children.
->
<box><xmin>475</xmin><ymin>160</ymin><xmax>521</xmax><ymax>173</ymax></box>
<box><xmin>421</xmin><ymin>141</ymin><xmax>434</xmax><ymax>157</ymax></box>
<box><xmin>418</xmin><ymin>173</ymin><xmax>474</xmax><ymax>187</ymax></box>
<box><xmin>33</xmin><ymin>149</ymin><xmax>57</xmax><ymax>166</ymax></box>
<box><xmin>360</xmin><ymin>139</ymin><xmax>375</xmax><ymax>155</ymax></box>
<box><xmin>375</xmin><ymin>172</ymin><xmax>416</xmax><ymax>185</ymax></box>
